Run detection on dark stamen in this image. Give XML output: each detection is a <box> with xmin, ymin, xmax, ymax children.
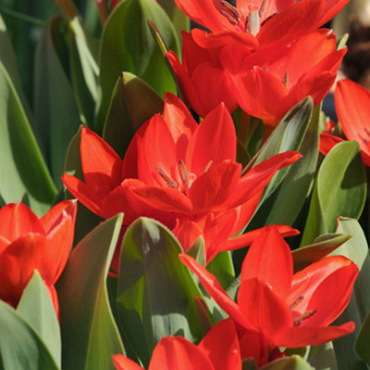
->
<box><xmin>178</xmin><ymin>159</ymin><xmax>189</xmax><ymax>183</ymax></box>
<box><xmin>283</xmin><ymin>72</ymin><xmax>288</xmax><ymax>86</ymax></box>
<box><xmin>259</xmin><ymin>0</ymin><xmax>267</xmax><ymax>17</ymax></box>
<box><xmin>220</xmin><ymin>9</ymin><xmax>239</xmax><ymax>25</ymax></box>
<box><xmin>293</xmin><ymin>310</ymin><xmax>316</xmax><ymax>326</ymax></box>
<box><xmin>260</xmin><ymin>11</ymin><xmax>278</xmax><ymax>27</ymax></box>
<box><xmin>157</xmin><ymin>168</ymin><xmax>177</xmax><ymax>188</ymax></box>
<box><xmin>221</xmin><ymin>0</ymin><xmax>242</xmax><ymax>18</ymax></box>
<box><xmin>289</xmin><ymin>295</ymin><xmax>304</xmax><ymax>311</ymax></box>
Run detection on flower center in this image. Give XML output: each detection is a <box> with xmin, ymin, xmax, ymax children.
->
<box><xmin>157</xmin><ymin>160</ymin><xmax>212</xmax><ymax>194</ymax></box>
<box><xmin>290</xmin><ymin>295</ymin><xmax>316</xmax><ymax>326</ymax></box>
<box><xmin>219</xmin><ymin>1</ymin><xmax>241</xmax><ymax>26</ymax></box>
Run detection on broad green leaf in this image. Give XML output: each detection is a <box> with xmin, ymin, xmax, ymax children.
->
<box><xmin>259</xmin><ymin>355</ymin><xmax>314</xmax><ymax>369</ymax></box>
<box><xmin>56</xmin><ymin>215</ymin><xmax>125</xmax><ymax>370</ymax></box>
<box><xmin>64</xmin><ymin>127</ymin><xmax>103</xmax><ymax>245</ymax></box>
<box><xmin>17</xmin><ymin>270</ymin><xmax>61</xmax><ymax>368</ymax></box>
<box><xmin>33</xmin><ymin>15</ymin><xmax>82</xmax><ymax>186</ymax></box>
<box><xmin>57</xmin><ymin>0</ymin><xmax>100</xmax><ymax>126</ymax></box>
<box><xmin>0</xmin><ymin>14</ymin><xmax>31</xmax><ymax>117</ymax></box>
<box><xmin>292</xmin><ymin>233</ymin><xmax>352</xmax><ymax>272</ymax></box>
<box><xmin>157</xmin><ymin>0</ymin><xmax>190</xmax><ymax>40</ymax></box>
<box><xmin>306</xmin><ymin>342</ymin><xmax>338</xmax><ymax>370</ymax></box>
<box><xmin>0</xmin><ymin>300</ymin><xmax>59</xmax><ymax>370</ymax></box>
<box><xmin>103</xmin><ymin>72</ymin><xmax>164</xmax><ymax>158</ymax></box>
<box><xmin>328</xmin><ymin>218</ymin><xmax>370</xmax><ymax>369</ymax></box>
<box><xmin>95</xmin><ymin>0</ymin><xmax>179</xmax><ymax>133</ymax></box>
<box><xmin>300</xmin><ymin>141</ymin><xmax>366</xmax><ymax>246</ymax></box>
<box><xmin>247</xmin><ymin>98</ymin><xmax>317</xmax><ymax>228</ymax></box>
<box><xmin>117</xmin><ymin>217</ymin><xmax>203</xmax><ymax>367</ymax></box>
<box><xmin>207</xmin><ymin>251</ymin><xmax>235</xmax><ymax>290</ymax></box>
<box><xmin>0</xmin><ymin>60</ymin><xmax>56</xmax><ymax>216</ymax></box>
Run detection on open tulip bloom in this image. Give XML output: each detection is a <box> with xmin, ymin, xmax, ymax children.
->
<box><xmin>180</xmin><ymin>225</ymin><xmax>359</xmax><ymax>348</ymax></box>
<box><xmin>63</xmin><ymin>94</ymin><xmax>301</xmax><ymax>262</ymax></box>
<box><xmin>1</xmin><ymin>0</ymin><xmax>370</xmax><ymax>368</ymax></box>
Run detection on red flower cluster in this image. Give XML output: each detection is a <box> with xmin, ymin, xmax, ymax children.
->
<box><xmin>167</xmin><ymin>0</ymin><xmax>347</xmax><ymax>125</ymax></box>
<box><xmin>62</xmin><ymin>94</ymin><xmax>300</xmax><ymax>265</ymax></box>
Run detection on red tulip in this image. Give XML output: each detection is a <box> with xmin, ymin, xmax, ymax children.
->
<box><xmin>167</xmin><ymin>31</ymin><xmax>239</xmax><ymax>118</ymax></box>
<box><xmin>0</xmin><ymin>200</ymin><xmax>77</xmax><ymax>313</ymax></box>
<box><xmin>173</xmin><ymin>0</ymin><xmax>348</xmax><ymax>48</ymax></box>
<box><xmin>63</xmin><ymin>95</ymin><xmax>301</xmax><ymax>262</ymax></box>
<box><xmin>320</xmin><ymin>79</ymin><xmax>370</xmax><ymax>166</ymax></box>
<box><xmin>180</xmin><ymin>225</ymin><xmax>358</xmax><ymax>347</ymax></box>
<box><xmin>221</xmin><ymin>29</ymin><xmax>345</xmax><ymax>126</ymax></box>
<box><xmin>113</xmin><ymin>318</ymin><xmax>242</xmax><ymax>370</ymax></box>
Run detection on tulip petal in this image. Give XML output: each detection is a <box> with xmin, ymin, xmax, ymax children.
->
<box><xmin>241</xmin><ymin>226</ymin><xmax>293</xmax><ymax>299</ymax></box>
<box><xmin>237</xmin><ymin>278</ymin><xmax>292</xmax><ymax>337</ymax></box>
<box><xmin>0</xmin><ymin>202</ymin><xmax>44</xmax><ymax>241</ymax></box>
<box><xmin>319</xmin><ymin>133</ymin><xmax>344</xmax><ymax>156</ymax></box>
<box><xmin>113</xmin><ymin>354</ymin><xmax>144</xmax><ymax>370</ymax></box>
<box><xmin>188</xmin><ymin>162</ymin><xmax>241</xmax><ymax>213</ymax></box>
<box><xmin>150</xmin><ymin>337</ymin><xmax>214</xmax><ymax>370</ymax></box>
<box><xmin>80</xmin><ymin>126</ymin><xmax>122</xmax><ymax>194</ymax></box>
<box><xmin>179</xmin><ymin>254</ymin><xmax>250</xmax><ymax>328</ymax></box>
<box><xmin>274</xmin><ymin>321</ymin><xmax>355</xmax><ymax>348</ymax></box>
<box><xmin>199</xmin><ymin>319</ymin><xmax>241</xmax><ymax>370</ymax></box>
<box><xmin>187</xmin><ymin>105</ymin><xmax>237</xmax><ymax>173</ymax></box>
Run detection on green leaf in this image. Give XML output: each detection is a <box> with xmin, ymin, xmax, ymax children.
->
<box><xmin>17</xmin><ymin>270</ymin><xmax>61</xmax><ymax>368</ymax></box>
<box><xmin>292</xmin><ymin>233</ymin><xmax>352</xmax><ymax>272</ymax></box>
<box><xmin>95</xmin><ymin>0</ymin><xmax>179</xmax><ymax>134</ymax></box>
<box><xmin>0</xmin><ymin>300</ymin><xmax>59</xmax><ymax>370</ymax></box>
<box><xmin>306</xmin><ymin>342</ymin><xmax>338</xmax><ymax>370</ymax></box>
<box><xmin>33</xmin><ymin>16</ymin><xmax>82</xmax><ymax>186</ymax></box>
<box><xmin>300</xmin><ymin>141</ymin><xmax>366</xmax><ymax>246</ymax></box>
<box><xmin>328</xmin><ymin>218</ymin><xmax>370</xmax><ymax>369</ymax></box>
<box><xmin>247</xmin><ymin>97</ymin><xmax>317</xmax><ymax>228</ymax></box>
<box><xmin>0</xmin><ymin>60</ymin><xmax>57</xmax><ymax>216</ymax></box>
<box><xmin>57</xmin><ymin>0</ymin><xmax>100</xmax><ymax>126</ymax></box>
<box><xmin>259</xmin><ymin>355</ymin><xmax>314</xmax><ymax>369</ymax></box>
<box><xmin>117</xmin><ymin>217</ymin><xmax>203</xmax><ymax>367</ymax></box>
<box><xmin>206</xmin><ymin>251</ymin><xmax>235</xmax><ymax>290</ymax></box>
<box><xmin>0</xmin><ymin>14</ymin><xmax>31</xmax><ymax>118</ymax></box>
<box><xmin>56</xmin><ymin>214</ymin><xmax>125</xmax><ymax>370</ymax></box>
<box><xmin>103</xmin><ymin>72</ymin><xmax>164</xmax><ymax>158</ymax></box>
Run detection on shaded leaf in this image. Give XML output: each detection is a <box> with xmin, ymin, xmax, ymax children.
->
<box><xmin>17</xmin><ymin>270</ymin><xmax>61</xmax><ymax>368</ymax></box>
<box><xmin>0</xmin><ymin>60</ymin><xmax>56</xmax><ymax>216</ymax></box>
<box><xmin>117</xmin><ymin>217</ymin><xmax>203</xmax><ymax>367</ymax></box>
<box><xmin>56</xmin><ymin>214</ymin><xmax>125</xmax><ymax>370</ymax></box>
<box><xmin>301</xmin><ymin>142</ymin><xmax>366</xmax><ymax>246</ymax></box>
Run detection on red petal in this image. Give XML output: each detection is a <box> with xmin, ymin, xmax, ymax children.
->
<box><xmin>187</xmin><ymin>105</ymin><xmax>236</xmax><ymax>174</ymax></box>
<box><xmin>319</xmin><ymin>133</ymin><xmax>344</xmax><ymax>156</ymax></box>
<box><xmin>273</xmin><ymin>321</ymin><xmax>355</xmax><ymax>347</ymax></box>
<box><xmin>80</xmin><ymin>126</ymin><xmax>122</xmax><ymax>194</ymax></box>
<box><xmin>237</xmin><ymin>279</ymin><xmax>292</xmax><ymax>338</ymax></box>
<box><xmin>241</xmin><ymin>226</ymin><xmax>293</xmax><ymax>299</ymax></box>
<box><xmin>41</xmin><ymin>199</ymin><xmax>77</xmax><ymax>234</ymax></box>
<box><xmin>132</xmin><ymin>186</ymin><xmax>193</xmax><ymax>214</ymax></box>
<box><xmin>199</xmin><ymin>319</ymin><xmax>241</xmax><ymax>370</ymax></box>
<box><xmin>150</xmin><ymin>337</ymin><xmax>214</xmax><ymax>370</ymax></box>
<box><xmin>113</xmin><ymin>354</ymin><xmax>144</xmax><ymax>370</ymax></box>
<box><xmin>62</xmin><ymin>173</ymin><xmax>104</xmax><ymax>217</ymax></box>
<box><xmin>0</xmin><ymin>202</ymin><xmax>44</xmax><ymax>242</ymax></box>
<box><xmin>224</xmin><ymin>224</ymin><xmax>299</xmax><ymax>251</ymax></box>
<box><xmin>335</xmin><ymin>79</ymin><xmax>370</xmax><ymax>166</ymax></box>
<box><xmin>188</xmin><ymin>162</ymin><xmax>241</xmax><ymax>213</ymax></box>
<box><xmin>223</xmin><ymin>151</ymin><xmax>301</xmax><ymax>209</ymax></box>
<box><xmin>179</xmin><ymin>254</ymin><xmax>250</xmax><ymax>328</ymax></box>
<box><xmin>0</xmin><ymin>234</ymin><xmax>48</xmax><ymax>306</ymax></box>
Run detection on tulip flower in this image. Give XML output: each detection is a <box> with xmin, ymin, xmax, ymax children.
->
<box><xmin>173</xmin><ymin>0</ymin><xmax>348</xmax><ymax>48</ymax></box>
<box><xmin>167</xmin><ymin>31</ymin><xmax>239</xmax><ymax>118</ymax></box>
<box><xmin>180</xmin><ymin>225</ymin><xmax>358</xmax><ymax>348</ymax></box>
<box><xmin>63</xmin><ymin>94</ymin><xmax>300</xmax><ymax>262</ymax></box>
<box><xmin>320</xmin><ymin>79</ymin><xmax>370</xmax><ymax>166</ymax></box>
<box><xmin>0</xmin><ymin>200</ymin><xmax>77</xmax><ymax>314</ymax></box>
<box><xmin>221</xmin><ymin>29</ymin><xmax>345</xmax><ymax>126</ymax></box>
<box><xmin>113</xmin><ymin>318</ymin><xmax>242</xmax><ymax>370</ymax></box>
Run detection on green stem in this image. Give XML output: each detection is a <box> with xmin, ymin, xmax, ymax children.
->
<box><xmin>0</xmin><ymin>6</ymin><xmax>46</xmax><ymax>27</ymax></box>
